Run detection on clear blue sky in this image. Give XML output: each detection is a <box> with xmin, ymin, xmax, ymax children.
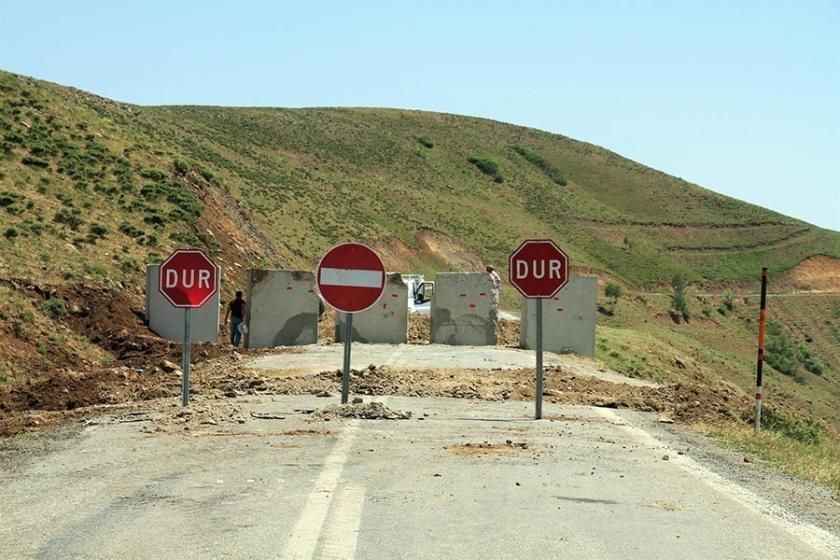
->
<box><xmin>2</xmin><ymin>0</ymin><xmax>838</xmax><ymax>229</ymax></box>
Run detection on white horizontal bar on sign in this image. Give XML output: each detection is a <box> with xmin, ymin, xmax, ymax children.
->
<box><xmin>320</xmin><ymin>268</ymin><xmax>383</xmax><ymax>288</ymax></box>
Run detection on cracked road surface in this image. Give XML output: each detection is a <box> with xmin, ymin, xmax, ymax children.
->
<box><xmin>1</xmin><ymin>395</ymin><xmax>838</xmax><ymax>559</ymax></box>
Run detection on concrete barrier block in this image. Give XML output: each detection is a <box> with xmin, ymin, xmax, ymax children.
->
<box><xmin>336</xmin><ymin>273</ymin><xmax>408</xmax><ymax>344</ymax></box>
<box><xmin>430</xmin><ymin>272</ymin><xmax>497</xmax><ymax>346</ymax></box>
<box><xmin>145</xmin><ymin>264</ymin><xmax>221</xmax><ymax>343</ymax></box>
<box><xmin>519</xmin><ymin>276</ymin><xmax>597</xmax><ymax>358</ymax></box>
<box><xmin>245</xmin><ymin>270</ymin><xmax>318</xmax><ymax>348</ymax></box>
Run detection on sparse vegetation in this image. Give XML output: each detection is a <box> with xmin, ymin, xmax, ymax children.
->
<box><xmin>40</xmin><ymin>297</ymin><xmax>68</xmax><ymax>319</ymax></box>
<box><xmin>603</xmin><ymin>282</ymin><xmax>622</xmax><ymax>315</ymax></box>
<box><xmin>512</xmin><ymin>144</ymin><xmax>567</xmax><ymax>185</ymax></box>
<box><xmin>54</xmin><ymin>208</ymin><xmax>85</xmax><ymax>230</ymax></box>
<box><xmin>468</xmin><ymin>156</ymin><xmax>503</xmax><ymax>183</ymax></box>
<box><xmin>669</xmin><ymin>274</ymin><xmax>690</xmax><ymax>322</ymax></box>
<box><xmin>707</xmin><ymin>422</ymin><xmax>840</xmax><ymax>497</ymax></box>
<box><xmin>415</xmin><ymin>135</ymin><xmax>434</xmax><ymax>148</ymax></box>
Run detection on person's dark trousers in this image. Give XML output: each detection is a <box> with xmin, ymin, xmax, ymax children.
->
<box><xmin>230</xmin><ymin>316</ymin><xmax>242</xmax><ymax>347</ymax></box>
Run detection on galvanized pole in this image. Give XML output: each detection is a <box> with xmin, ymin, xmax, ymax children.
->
<box><xmin>535</xmin><ymin>298</ymin><xmax>544</xmax><ymax>420</ymax></box>
<box><xmin>341</xmin><ymin>313</ymin><xmax>353</xmax><ymax>404</ymax></box>
<box><xmin>182</xmin><ymin>308</ymin><xmax>191</xmax><ymax>407</ymax></box>
<box><xmin>754</xmin><ymin>267</ymin><xmax>768</xmax><ymax>433</ymax></box>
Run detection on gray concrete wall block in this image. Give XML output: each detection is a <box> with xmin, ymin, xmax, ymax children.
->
<box><xmin>519</xmin><ymin>276</ymin><xmax>597</xmax><ymax>358</ymax></box>
<box><xmin>430</xmin><ymin>272</ymin><xmax>497</xmax><ymax>346</ymax></box>
<box><xmin>336</xmin><ymin>273</ymin><xmax>409</xmax><ymax>344</ymax></box>
<box><xmin>245</xmin><ymin>269</ymin><xmax>319</xmax><ymax>348</ymax></box>
<box><xmin>145</xmin><ymin>264</ymin><xmax>221</xmax><ymax>343</ymax></box>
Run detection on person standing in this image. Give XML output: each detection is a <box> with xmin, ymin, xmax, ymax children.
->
<box><xmin>486</xmin><ymin>265</ymin><xmax>501</xmax><ymax>293</ymax></box>
<box><xmin>486</xmin><ymin>265</ymin><xmax>502</xmax><ymax>321</ymax></box>
<box><xmin>224</xmin><ymin>291</ymin><xmax>246</xmax><ymax>347</ymax></box>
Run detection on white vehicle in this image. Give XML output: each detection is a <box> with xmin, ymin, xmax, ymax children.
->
<box><xmin>402</xmin><ymin>274</ymin><xmax>434</xmax><ymax>312</ymax></box>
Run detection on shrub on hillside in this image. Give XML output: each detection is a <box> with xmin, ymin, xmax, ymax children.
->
<box><xmin>760</xmin><ymin>408</ymin><xmax>823</xmax><ymax>445</ymax></box>
<box><xmin>40</xmin><ymin>298</ymin><xmax>68</xmax><ymax>320</ymax></box>
<box><xmin>604</xmin><ymin>282</ymin><xmax>622</xmax><ymax>315</ymax></box>
<box><xmin>118</xmin><ymin>221</ymin><xmax>144</xmax><ymax>238</ymax></box>
<box><xmin>799</xmin><ymin>344</ymin><xmax>825</xmax><ymax>375</ymax></box>
<box><xmin>88</xmin><ymin>223</ymin><xmax>109</xmax><ymax>238</ymax></box>
<box><xmin>54</xmin><ymin>208</ymin><xmax>84</xmax><ymax>231</ymax></box>
<box><xmin>415</xmin><ymin>135</ymin><xmax>434</xmax><ymax>149</ymax></box>
<box><xmin>512</xmin><ymin>145</ymin><xmax>567</xmax><ymax>186</ymax></box>
<box><xmin>723</xmin><ymin>291</ymin><xmax>736</xmax><ymax>312</ymax></box>
<box><xmin>765</xmin><ymin>321</ymin><xmax>797</xmax><ymax>375</ymax></box>
<box><xmin>0</xmin><ymin>191</ymin><xmax>24</xmax><ymax>212</ymax></box>
<box><xmin>669</xmin><ymin>274</ymin><xmax>690</xmax><ymax>322</ymax></box>
<box><xmin>21</xmin><ymin>156</ymin><xmax>49</xmax><ymax>168</ymax></box>
<box><xmin>468</xmin><ymin>156</ymin><xmax>503</xmax><ymax>183</ymax></box>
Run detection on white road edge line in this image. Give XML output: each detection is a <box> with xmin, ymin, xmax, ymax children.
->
<box><xmin>279</xmin><ymin>420</ymin><xmax>360</xmax><ymax>560</ymax></box>
<box><xmin>593</xmin><ymin>408</ymin><xmax>840</xmax><ymax>558</ymax></box>
<box><xmin>319</xmin><ymin>484</ymin><xmax>367</xmax><ymax>560</ymax></box>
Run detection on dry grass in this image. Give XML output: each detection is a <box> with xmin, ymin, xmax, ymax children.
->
<box><xmin>699</xmin><ymin>422</ymin><xmax>840</xmax><ymax>497</ymax></box>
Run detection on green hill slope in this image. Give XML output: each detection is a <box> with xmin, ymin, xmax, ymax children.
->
<box><xmin>1</xmin><ymin>70</ymin><xmax>838</xmax><ymax>442</ymax></box>
<box><xmin>2</xmin><ymin>70</ymin><xmax>837</xmax><ymax>293</ymax></box>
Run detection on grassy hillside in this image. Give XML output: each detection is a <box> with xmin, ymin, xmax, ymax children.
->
<box><xmin>1</xmin><ymin>69</ymin><xmax>838</xmax><ymax>441</ymax></box>
<box><xmin>2</xmin><ymin>70</ymin><xmax>837</xmax><ymax>292</ymax></box>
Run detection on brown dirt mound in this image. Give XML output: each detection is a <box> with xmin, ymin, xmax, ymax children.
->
<box><xmin>780</xmin><ymin>256</ymin><xmax>840</xmax><ymax>292</ymax></box>
<box><xmin>0</xmin><ymin>358</ymin><xmax>757</xmax><ymax>437</ymax></box>
<box><xmin>0</xmin><ymin>366</ymin><xmax>178</xmax><ymax>417</ymax></box>
<box><xmin>409</xmin><ymin>314</ymin><xmax>429</xmax><ymax>343</ymax></box>
<box><xmin>416</xmin><ymin>229</ymin><xmax>485</xmax><ymax>270</ymax></box>
<box><xmin>497</xmin><ymin>318</ymin><xmax>519</xmax><ymax>347</ymax></box>
<box><xmin>446</xmin><ymin>440</ymin><xmax>531</xmax><ymax>458</ymax></box>
<box><xmin>203</xmin><ymin>363</ymin><xmax>752</xmax><ymax>425</ymax></box>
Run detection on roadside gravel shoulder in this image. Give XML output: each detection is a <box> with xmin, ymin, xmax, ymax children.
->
<box><xmin>617</xmin><ymin>408</ymin><xmax>840</xmax><ymax>537</ymax></box>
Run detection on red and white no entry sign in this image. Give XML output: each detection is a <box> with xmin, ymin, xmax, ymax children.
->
<box><xmin>158</xmin><ymin>249</ymin><xmax>219</xmax><ymax>308</ymax></box>
<box><xmin>317</xmin><ymin>243</ymin><xmax>386</xmax><ymax>314</ymax></box>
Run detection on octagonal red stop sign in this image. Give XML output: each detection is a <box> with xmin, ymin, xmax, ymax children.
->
<box><xmin>158</xmin><ymin>249</ymin><xmax>219</xmax><ymax>308</ymax></box>
<box><xmin>508</xmin><ymin>239</ymin><xmax>569</xmax><ymax>298</ymax></box>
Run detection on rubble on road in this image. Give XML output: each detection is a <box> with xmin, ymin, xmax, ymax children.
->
<box><xmin>311</xmin><ymin>402</ymin><xmax>412</xmax><ymax>421</ymax></box>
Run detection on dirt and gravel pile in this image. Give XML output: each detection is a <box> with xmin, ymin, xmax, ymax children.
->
<box><xmin>56</xmin><ymin>284</ymin><xmax>225</xmax><ymax>367</ymax></box>
<box><xmin>200</xmin><ymin>362</ymin><xmax>750</xmax><ymax>425</ymax></box>
<box><xmin>321</xmin><ymin>312</ymin><xmax>511</xmax><ymax>346</ymax></box>
<box><xmin>408</xmin><ymin>314</ymin><xmax>430</xmax><ymax>343</ymax></box>
<box><xmin>311</xmin><ymin>401</ymin><xmax>412</xmax><ymax>421</ymax></box>
<box><xmin>445</xmin><ymin>440</ymin><xmax>534</xmax><ymax>459</ymax></box>
<box><xmin>1</xmin><ymin>347</ymin><xmax>753</xmax><ymax>437</ymax></box>
<box><xmin>497</xmin><ymin>319</ymin><xmax>519</xmax><ymax>347</ymax></box>
<box><xmin>318</xmin><ymin>309</ymin><xmax>336</xmax><ymax>344</ymax></box>
<box><xmin>105</xmin><ymin>401</ymin><xmax>248</xmax><ymax>433</ymax></box>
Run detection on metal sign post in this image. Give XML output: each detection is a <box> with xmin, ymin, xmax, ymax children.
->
<box><xmin>508</xmin><ymin>239</ymin><xmax>569</xmax><ymax>420</ymax></box>
<box><xmin>157</xmin><ymin>249</ymin><xmax>219</xmax><ymax>408</ymax></box>
<box><xmin>755</xmin><ymin>267</ymin><xmax>768</xmax><ymax>433</ymax></box>
<box><xmin>182</xmin><ymin>308</ymin><xmax>191</xmax><ymax>407</ymax></box>
<box><xmin>535</xmin><ymin>298</ymin><xmax>544</xmax><ymax>419</ymax></box>
<box><xmin>341</xmin><ymin>314</ymin><xmax>353</xmax><ymax>404</ymax></box>
<box><xmin>316</xmin><ymin>243</ymin><xmax>386</xmax><ymax>405</ymax></box>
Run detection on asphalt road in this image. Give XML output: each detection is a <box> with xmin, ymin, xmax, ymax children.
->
<box><xmin>1</xmin><ymin>395</ymin><xmax>837</xmax><ymax>560</ymax></box>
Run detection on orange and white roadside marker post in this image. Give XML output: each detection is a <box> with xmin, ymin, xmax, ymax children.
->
<box><xmin>754</xmin><ymin>267</ymin><xmax>769</xmax><ymax>433</ymax></box>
